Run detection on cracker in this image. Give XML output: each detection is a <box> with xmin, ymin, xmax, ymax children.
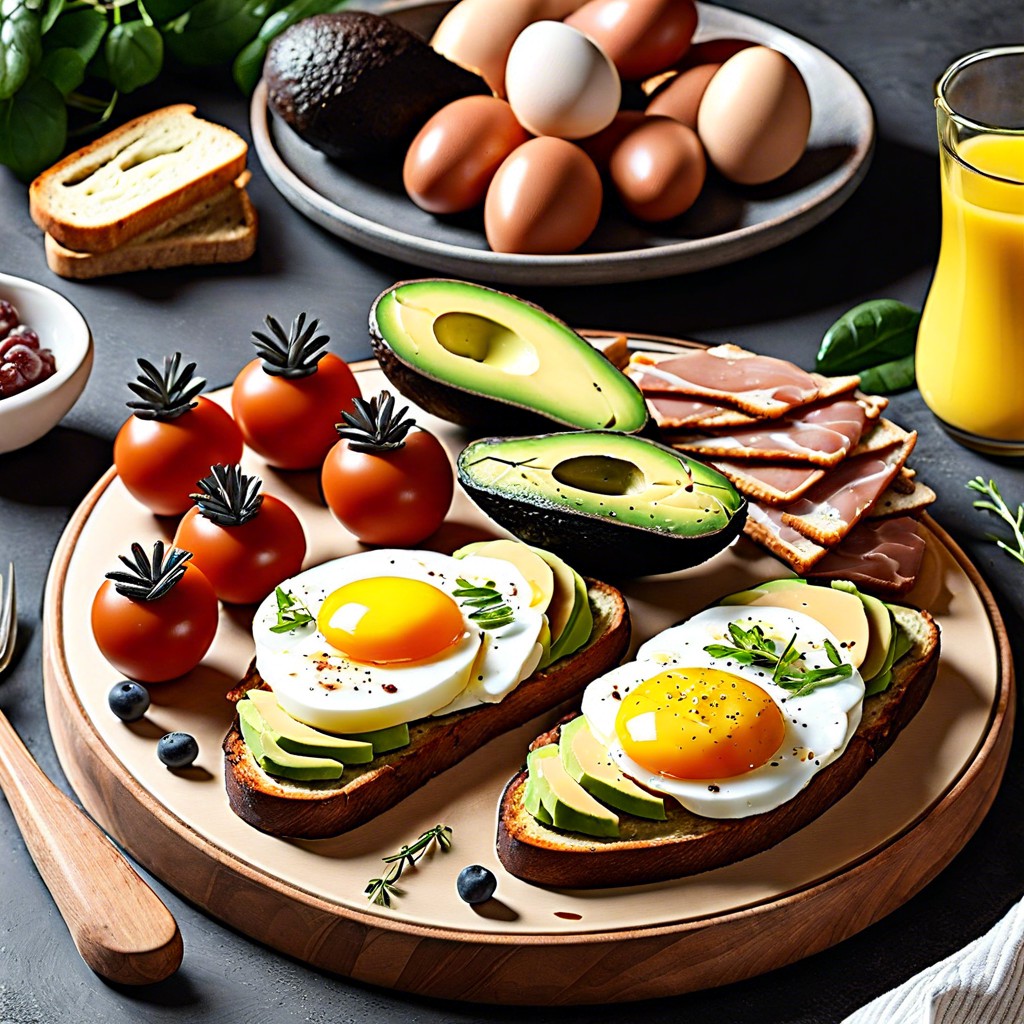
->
<box><xmin>712</xmin><ymin>460</ymin><xmax>826</xmax><ymax>505</ymax></box>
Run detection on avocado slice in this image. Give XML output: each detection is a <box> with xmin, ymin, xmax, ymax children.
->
<box><xmin>457</xmin><ymin>431</ymin><xmax>746</xmax><ymax>577</ymax></box>
<box><xmin>370</xmin><ymin>280</ymin><xmax>648</xmax><ymax>435</ymax></box>
<box><xmin>238</xmin><ymin>701</ymin><xmax>344</xmax><ymax>782</ymax></box>
<box><xmin>524</xmin><ymin>746</ymin><xmax>556</xmax><ymax>825</ymax></box>
<box><xmin>244</xmin><ymin>690</ymin><xmax>374</xmax><ymax>764</ymax></box>
<box><xmin>829</xmin><ymin>581</ymin><xmax>895</xmax><ymax>681</ymax></box>
<box><xmin>559</xmin><ymin>716</ymin><xmax>666</xmax><ymax>820</ymax></box>
<box><xmin>531</xmin><ymin>743</ymin><xmax>620</xmax><ymax>838</ymax></box>
<box><xmin>721</xmin><ymin>579</ymin><xmax>871</xmax><ymax>669</ymax></box>
<box><xmin>545</xmin><ymin>568</ymin><xmax>593</xmax><ymax>664</ymax></box>
<box><xmin>264</xmin><ymin>12</ymin><xmax>488</xmax><ymax>162</ymax></box>
<box><xmin>348</xmin><ymin>721</ymin><xmax>411</xmax><ymax>756</ymax></box>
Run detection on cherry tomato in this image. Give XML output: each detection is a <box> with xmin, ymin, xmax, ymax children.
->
<box><xmin>91</xmin><ymin>562</ymin><xmax>219</xmax><ymax>683</ymax></box>
<box><xmin>321</xmin><ymin>429</ymin><xmax>453</xmax><ymax>545</ymax></box>
<box><xmin>174</xmin><ymin>494</ymin><xmax>306</xmax><ymax>604</ymax></box>
<box><xmin>114</xmin><ymin>396</ymin><xmax>244</xmax><ymax>516</ymax></box>
<box><xmin>231</xmin><ymin>353</ymin><xmax>361</xmax><ymax>470</ymax></box>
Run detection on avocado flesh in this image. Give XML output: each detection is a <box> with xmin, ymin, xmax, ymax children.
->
<box><xmin>238</xmin><ymin>702</ymin><xmax>344</xmax><ymax>782</ymax></box>
<box><xmin>829</xmin><ymin>581</ymin><xmax>895</xmax><ymax>681</ymax></box>
<box><xmin>524</xmin><ymin>747</ymin><xmax>556</xmax><ymax>825</ymax></box>
<box><xmin>559</xmin><ymin>717</ymin><xmax>666</xmax><ymax>820</ymax></box>
<box><xmin>245</xmin><ymin>690</ymin><xmax>374</xmax><ymax>763</ymax></box>
<box><xmin>720</xmin><ymin>579</ymin><xmax>870</xmax><ymax>670</ymax></box>
<box><xmin>546</xmin><ymin>570</ymin><xmax>593</xmax><ymax>664</ymax></box>
<box><xmin>458</xmin><ymin>431</ymin><xmax>746</xmax><ymax>577</ymax></box>
<box><xmin>264</xmin><ymin>13</ymin><xmax>488</xmax><ymax>162</ymax></box>
<box><xmin>531</xmin><ymin>744</ymin><xmax>620</xmax><ymax>838</ymax></box>
<box><xmin>370</xmin><ymin>280</ymin><xmax>648</xmax><ymax>435</ymax></box>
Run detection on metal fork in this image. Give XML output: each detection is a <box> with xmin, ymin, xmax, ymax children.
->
<box><xmin>0</xmin><ymin>563</ymin><xmax>183</xmax><ymax>984</ymax></box>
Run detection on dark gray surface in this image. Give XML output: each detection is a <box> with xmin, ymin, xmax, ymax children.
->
<box><xmin>1</xmin><ymin>2</ymin><xmax>1022</xmax><ymax>1021</ymax></box>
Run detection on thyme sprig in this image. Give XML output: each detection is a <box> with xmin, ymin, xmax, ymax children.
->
<box><xmin>270</xmin><ymin>587</ymin><xmax>314</xmax><ymax>633</ymax></box>
<box><xmin>365</xmin><ymin>824</ymin><xmax>453</xmax><ymax>907</ymax></box>
<box><xmin>705</xmin><ymin>621</ymin><xmax>852</xmax><ymax>698</ymax></box>
<box><xmin>967</xmin><ymin>477</ymin><xmax>1024</xmax><ymax>567</ymax></box>
<box><xmin>454</xmin><ymin>578</ymin><xmax>516</xmax><ymax>630</ymax></box>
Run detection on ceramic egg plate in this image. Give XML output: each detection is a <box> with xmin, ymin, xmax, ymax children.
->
<box><xmin>251</xmin><ymin>1</ymin><xmax>875</xmax><ymax>286</ymax></box>
<box><xmin>42</xmin><ymin>353</ymin><xmax>1011</xmax><ymax>1003</ymax></box>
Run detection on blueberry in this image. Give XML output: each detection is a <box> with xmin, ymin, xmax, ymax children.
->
<box><xmin>157</xmin><ymin>732</ymin><xmax>199</xmax><ymax>769</ymax></box>
<box><xmin>107</xmin><ymin>681</ymin><xmax>150</xmax><ymax>722</ymax></box>
<box><xmin>456</xmin><ymin>864</ymin><xmax>497</xmax><ymax>904</ymax></box>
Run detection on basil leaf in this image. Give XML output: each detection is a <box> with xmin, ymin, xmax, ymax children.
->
<box><xmin>815</xmin><ymin>300</ymin><xmax>921</xmax><ymax>377</ymax></box>
<box><xmin>857</xmin><ymin>354</ymin><xmax>917</xmax><ymax>394</ymax></box>
<box><xmin>0</xmin><ymin>71</ymin><xmax>64</xmax><ymax>178</ymax></box>
<box><xmin>0</xmin><ymin>0</ymin><xmax>43</xmax><ymax>100</ymax></box>
<box><xmin>141</xmin><ymin>0</ymin><xmax>197</xmax><ymax>23</ymax></box>
<box><xmin>39</xmin><ymin>0</ymin><xmax>62</xmax><ymax>33</ymax></box>
<box><xmin>45</xmin><ymin>7</ymin><xmax>107</xmax><ymax>63</ymax></box>
<box><xmin>163</xmin><ymin>0</ymin><xmax>282</xmax><ymax>66</ymax></box>
<box><xmin>38</xmin><ymin>43</ymin><xmax>83</xmax><ymax>95</ymax></box>
<box><xmin>105</xmin><ymin>20</ymin><xmax>162</xmax><ymax>92</ymax></box>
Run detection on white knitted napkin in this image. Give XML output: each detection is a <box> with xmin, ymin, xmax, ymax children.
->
<box><xmin>842</xmin><ymin>897</ymin><xmax>1024</xmax><ymax>1024</ymax></box>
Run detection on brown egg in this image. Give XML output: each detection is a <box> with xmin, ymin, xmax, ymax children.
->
<box><xmin>484</xmin><ymin>137</ymin><xmax>603</xmax><ymax>253</ymax></box>
<box><xmin>404</xmin><ymin>96</ymin><xmax>531</xmax><ymax>214</ymax></box>
<box><xmin>578</xmin><ymin>110</ymin><xmax>646</xmax><ymax>170</ymax></box>
<box><xmin>697</xmin><ymin>46</ymin><xmax>812</xmax><ymax>185</ymax></box>
<box><xmin>566</xmin><ymin>0</ymin><xmax>697</xmax><ymax>80</ymax></box>
<box><xmin>646</xmin><ymin>63</ymin><xmax>721</xmax><ymax>129</ymax></box>
<box><xmin>609</xmin><ymin>115</ymin><xmax>705</xmax><ymax>221</ymax></box>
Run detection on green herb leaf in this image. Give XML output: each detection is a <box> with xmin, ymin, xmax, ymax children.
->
<box><xmin>857</xmin><ymin>353</ymin><xmax>917</xmax><ymax>395</ymax></box>
<box><xmin>140</xmin><ymin>0</ymin><xmax>196</xmax><ymax>22</ymax></box>
<box><xmin>163</xmin><ymin>0</ymin><xmax>281</xmax><ymax>67</ymax></box>
<box><xmin>0</xmin><ymin>72</ymin><xmax>64</xmax><ymax>179</ymax></box>
<box><xmin>269</xmin><ymin>586</ymin><xmax>314</xmax><ymax>633</ymax></box>
<box><xmin>44</xmin><ymin>6</ymin><xmax>106</xmax><ymax>63</ymax></box>
<box><xmin>39</xmin><ymin>0</ymin><xmax>62</xmax><ymax>34</ymax></box>
<box><xmin>38</xmin><ymin>44</ymin><xmax>83</xmax><ymax>95</ymax></box>
<box><xmin>454</xmin><ymin>577</ymin><xmax>515</xmax><ymax>632</ymax></box>
<box><xmin>105</xmin><ymin>20</ymin><xmax>162</xmax><ymax>92</ymax></box>
<box><xmin>967</xmin><ymin>477</ymin><xmax>1024</xmax><ymax>566</ymax></box>
<box><xmin>366</xmin><ymin>825</ymin><xmax>452</xmax><ymax>908</ymax></box>
<box><xmin>815</xmin><ymin>300</ymin><xmax>921</xmax><ymax>379</ymax></box>
<box><xmin>0</xmin><ymin>0</ymin><xmax>43</xmax><ymax>100</ymax></box>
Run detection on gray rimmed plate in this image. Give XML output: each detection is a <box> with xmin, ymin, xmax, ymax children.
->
<box><xmin>251</xmin><ymin>0</ymin><xmax>875</xmax><ymax>286</ymax></box>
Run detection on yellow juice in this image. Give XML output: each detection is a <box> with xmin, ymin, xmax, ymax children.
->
<box><xmin>916</xmin><ymin>133</ymin><xmax>1024</xmax><ymax>441</ymax></box>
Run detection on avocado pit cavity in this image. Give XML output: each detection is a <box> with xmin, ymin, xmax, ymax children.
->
<box><xmin>552</xmin><ymin>455</ymin><xmax>648</xmax><ymax>496</ymax></box>
<box><xmin>433</xmin><ymin>311</ymin><xmax>540</xmax><ymax>376</ymax></box>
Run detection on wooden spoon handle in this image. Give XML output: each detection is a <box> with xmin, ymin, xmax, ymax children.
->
<box><xmin>0</xmin><ymin>709</ymin><xmax>182</xmax><ymax>985</ymax></box>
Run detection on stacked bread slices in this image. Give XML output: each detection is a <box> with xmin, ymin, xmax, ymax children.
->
<box><xmin>623</xmin><ymin>343</ymin><xmax>934</xmax><ymax>594</ymax></box>
<box><xmin>29</xmin><ymin>104</ymin><xmax>257</xmax><ymax>279</ymax></box>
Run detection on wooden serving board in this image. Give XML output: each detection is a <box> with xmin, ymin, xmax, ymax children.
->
<box><xmin>43</xmin><ymin>348</ymin><xmax>1013</xmax><ymax>1004</ymax></box>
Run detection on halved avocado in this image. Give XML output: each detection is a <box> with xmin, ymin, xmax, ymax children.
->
<box><xmin>457</xmin><ymin>431</ymin><xmax>746</xmax><ymax>578</ymax></box>
<box><xmin>369</xmin><ymin>280</ymin><xmax>648</xmax><ymax>435</ymax></box>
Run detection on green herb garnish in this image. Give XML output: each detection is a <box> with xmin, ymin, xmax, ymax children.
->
<box><xmin>270</xmin><ymin>587</ymin><xmax>314</xmax><ymax>633</ymax></box>
<box><xmin>365</xmin><ymin>824</ymin><xmax>453</xmax><ymax>908</ymax></box>
<box><xmin>705</xmin><ymin>621</ymin><xmax>853</xmax><ymax>698</ymax></box>
<box><xmin>453</xmin><ymin>578</ymin><xmax>515</xmax><ymax>630</ymax></box>
<box><xmin>967</xmin><ymin>477</ymin><xmax>1024</xmax><ymax>566</ymax></box>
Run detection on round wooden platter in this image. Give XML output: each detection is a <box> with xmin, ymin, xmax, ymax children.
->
<box><xmin>43</xmin><ymin>351</ymin><xmax>1013</xmax><ymax>1005</ymax></box>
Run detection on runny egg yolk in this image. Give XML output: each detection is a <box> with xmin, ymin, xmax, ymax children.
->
<box><xmin>316</xmin><ymin>577</ymin><xmax>465</xmax><ymax>665</ymax></box>
<box><xmin>614</xmin><ymin>667</ymin><xmax>786</xmax><ymax>780</ymax></box>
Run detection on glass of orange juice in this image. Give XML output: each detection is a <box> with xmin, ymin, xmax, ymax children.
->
<box><xmin>916</xmin><ymin>47</ymin><xmax>1024</xmax><ymax>455</ymax></box>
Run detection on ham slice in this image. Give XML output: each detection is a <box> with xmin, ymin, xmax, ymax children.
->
<box><xmin>807</xmin><ymin>517</ymin><xmax>926</xmax><ymax>595</ymax></box>
<box><xmin>672</xmin><ymin>397</ymin><xmax>870</xmax><ymax>466</ymax></box>
<box><xmin>713</xmin><ymin>460</ymin><xmax>827</xmax><ymax>505</ymax></box>
<box><xmin>780</xmin><ymin>435</ymin><xmax>917</xmax><ymax>546</ymax></box>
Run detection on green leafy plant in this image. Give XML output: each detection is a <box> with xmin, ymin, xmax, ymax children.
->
<box><xmin>365</xmin><ymin>824</ymin><xmax>453</xmax><ymax>908</ymax></box>
<box><xmin>815</xmin><ymin>299</ymin><xmax>920</xmax><ymax>395</ymax></box>
<box><xmin>0</xmin><ymin>0</ymin><xmax>347</xmax><ymax>179</ymax></box>
<box><xmin>454</xmin><ymin>578</ymin><xmax>515</xmax><ymax>631</ymax></box>
<box><xmin>704</xmin><ymin>620</ymin><xmax>853</xmax><ymax>698</ymax></box>
<box><xmin>270</xmin><ymin>585</ymin><xmax>314</xmax><ymax>633</ymax></box>
<box><xmin>967</xmin><ymin>477</ymin><xmax>1024</xmax><ymax>566</ymax></box>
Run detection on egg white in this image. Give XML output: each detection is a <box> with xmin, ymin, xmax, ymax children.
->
<box><xmin>581</xmin><ymin>605</ymin><xmax>865</xmax><ymax>818</ymax></box>
<box><xmin>254</xmin><ymin>549</ymin><xmax>544</xmax><ymax>734</ymax></box>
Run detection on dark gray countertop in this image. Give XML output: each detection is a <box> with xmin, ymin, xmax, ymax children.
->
<box><xmin>2</xmin><ymin>2</ymin><xmax>1022</xmax><ymax>1020</ymax></box>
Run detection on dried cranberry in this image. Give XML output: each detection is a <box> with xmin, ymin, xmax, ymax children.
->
<box><xmin>7</xmin><ymin>325</ymin><xmax>39</xmax><ymax>349</ymax></box>
<box><xmin>0</xmin><ymin>300</ymin><xmax>18</xmax><ymax>340</ymax></box>
<box><xmin>0</xmin><ymin>362</ymin><xmax>25</xmax><ymax>397</ymax></box>
<box><xmin>4</xmin><ymin>343</ymin><xmax>44</xmax><ymax>383</ymax></box>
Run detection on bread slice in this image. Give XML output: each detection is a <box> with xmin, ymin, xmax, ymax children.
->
<box><xmin>497</xmin><ymin>604</ymin><xmax>940</xmax><ymax>888</ymax></box>
<box><xmin>44</xmin><ymin>185</ymin><xmax>258</xmax><ymax>279</ymax></box>
<box><xmin>29</xmin><ymin>104</ymin><xmax>248</xmax><ymax>253</ymax></box>
<box><xmin>223</xmin><ymin>580</ymin><xmax>630</xmax><ymax>839</ymax></box>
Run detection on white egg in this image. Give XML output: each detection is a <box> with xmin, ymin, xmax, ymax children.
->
<box><xmin>504</xmin><ymin>21</ymin><xmax>621</xmax><ymax>139</ymax></box>
<box><xmin>581</xmin><ymin>605</ymin><xmax>865</xmax><ymax>818</ymax></box>
<box><xmin>253</xmin><ymin>550</ymin><xmax>544</xmax><ymax>734</ymax></box>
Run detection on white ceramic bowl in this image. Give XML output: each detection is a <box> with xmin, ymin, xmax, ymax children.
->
<box><xmin>0</xmin><ymin>273</ymin><xmax>94</xmax><ymax>454</ymax></box>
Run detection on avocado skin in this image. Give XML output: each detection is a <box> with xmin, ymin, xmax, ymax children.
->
<box><xmin>264</xmin><ymin>12</ymin><xmax>489</xmax><ymax>162</ymax></box>
<box><xmin>458</xmin><ymin>432</ymin><xmax>747</xmax><ymax>579</ymax></box>
<box><xmin>368</xmin><ymin>279</ymin><xmax>649</xmax><ymax>437</ymax></box>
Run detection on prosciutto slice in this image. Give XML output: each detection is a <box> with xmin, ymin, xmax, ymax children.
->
<box><xmin>807</xmin><ymin>517</ymin><xmax>926</xmax><ymax>595</ymax></box>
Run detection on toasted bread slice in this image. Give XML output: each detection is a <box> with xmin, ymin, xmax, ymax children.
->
<box><xmin>30</xmin><ymin>104</ymin><xmax>248</xmax><ymax>253</ymax></box>
<box><xmin>44</xmin><ymin>185</ymin><xmax>258</xmax><ymax>279</ymax></box>
<box><xmin>497</xmin><ymin>604</ymin><xmax>939</xmax><ymax>888</ymax></box>
<box><xmin>223</xmin><ymin>579</ymin><xmax>630</xmax><ymax>839</ymax></box>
